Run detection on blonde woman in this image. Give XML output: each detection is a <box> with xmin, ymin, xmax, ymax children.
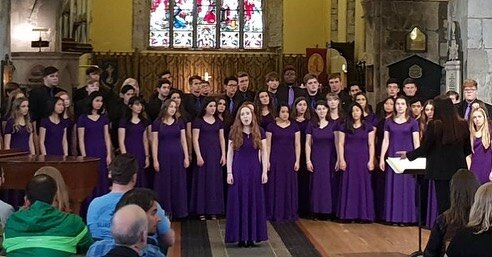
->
<box><xmin>34</xmin><ymin>166</ymin><xmax>71</xmax><ymax>212</ymax></box>
<box><xmin>447</xmin><ymin>182</ymin><xmax>492</xmax><ymax>256</ymax></box>
<box><xmin>467</xmin><ymin>107</ymin><xmax>492</xmax><ymax>184</ymax></box>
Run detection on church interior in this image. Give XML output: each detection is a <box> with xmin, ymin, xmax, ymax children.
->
<box><xmin>0</xmin><ymin>0</ymin><xmax>492</xmax><ymax>257</ymax></box>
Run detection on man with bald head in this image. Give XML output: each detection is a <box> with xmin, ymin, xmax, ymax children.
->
<box><xmin>103</xmin><ymin>205</ymin><xmax>148</xmax><ymax>257</ymax></box>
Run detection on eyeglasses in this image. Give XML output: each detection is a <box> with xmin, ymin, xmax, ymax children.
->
<box><xmin>463</xmin><ymin>88</ymin><xmax>477</xmax><ymax>93</ymax></box>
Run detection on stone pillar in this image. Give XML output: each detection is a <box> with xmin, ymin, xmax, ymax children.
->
<box><xmin>445</xmin><ymin>60</ymin><xmax>461</xmax><ymax>93</ymax></box>
<box><xmin>0</xmin><ymin>0</ymin><xmax>10</xmax><ymax>60</ymax></box>
<box><xmin>460</xmin><ymin>0</ymin><xmax>492</xmax><ymax>103</ymax></box>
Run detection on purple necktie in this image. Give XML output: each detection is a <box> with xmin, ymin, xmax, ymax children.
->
<box><xmin>464</xmin><ymin>103</ymin><xmax>471</xmax><ymax>120</ymax></box>
<box><xmin>288</xmin><ymin>86</ymin><xmax>294</xmax><ymax>106</ymax></box>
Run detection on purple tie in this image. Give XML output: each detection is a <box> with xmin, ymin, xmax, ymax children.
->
<box><xmin>288</xmin><ymin>86</ymin><xmax>294</xmax><ymax>106</ymax></box>
<box><xmin>465</xmin><ymin>103</ymin><xmax>471</xmax><ymax>120</ymax></box>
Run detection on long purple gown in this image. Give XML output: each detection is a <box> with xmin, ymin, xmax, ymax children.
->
<box><xmin>120</xmin><ymin>119</ymin><xmax>149</xmax><ymax>187</ymax></box>
<box><xmin>77</xmin><ymin>114</ymin><xmax>110</xmax><ymax>196</ymax></box>
<box><xmin>383</xmin><ymin>118</ymin><xmax>419</xmax><ymax>223</ymax></box>
<box><xmin>426</xmin><ymin>180</ymin><xmax>438</xmax><ymax>227</ymax></box>
<box><xmin>190</xmin><ymin>118</ymin><xmax>224</xmax><ymax>215</ymax></box>
<box><xmin>4</xmin><ymin>118</ymin><xmax>30</xmax><ymax>152</ymax></box>
<box><xmin>225</xmin><ymin>130</ymin><xmax>267</xmax><ymax>243</ymax></box>
<box><xmin>470</xmin><ymin>137</ymin><xmax>492</xmax><ymax>184</ymax></box>
<box><xmin>306</xmin><ymin>121</ymin><xmax>337</xmax><ymax>214</ymax></box>
<box><xmin>265</xmin><ymin>122</ymin><xmax>299</xmax><ymax>221</ymax></box>
<box><xmin>295</xmin><ymin>119</ymin><xmax>310</xmax><ymax>216</ymax></box>
<box><xmin>3</xmin><ymin>118</ymin><xmax>31</xmax><ymax>207</ymax></box>
<box><xmin>152</xmin><ymin>119</ymin><xmax>188</xmax><ymax>218</ymax></box>
<box><xmin>40</xmin><ymin>117</ymin><xmax>65</xmax><ymax>156</ymax></box>
<box><xmin>337</xmin><ymin>125</ymin><xmax>375</xmax><ymax>221</ymax></box>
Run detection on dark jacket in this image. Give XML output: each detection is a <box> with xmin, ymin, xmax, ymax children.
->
<box><xmin>234</xmin><ymin>89</ymin><xmax>256</xmax><ymax>106</ymax></box>
<box><xmin>103</xmin><ymin>245</ymin><xmax>140</xmax><ymax>257</ymax></box>
<box><xmin>424</xmin><ymin>214</ymin><xmax>464</xmax><ymax>257</ymax></box>
<box><xmin>455</xmin><ymin>99</ymin><xmax>492</xmax><ymax>119</ymax></box>
<box><xmin>406</xmin><ymin>119</ymin><xmax>471</xmax><ymax>180</ymax></box>
<box><xmin>28</xmin><ymin>85</ymin><xmax>66</xmax><ymax>124</ymax></box>
<box><xmin>447</xmin><ymin>227</ymin><xmax>492</xmax><ymax>257</ymax></box>
<box><xmin>182</xmin><ymin>93</ymin><xmax>203</xmax><ymax>120</ymax></box>
<box><xmin>147</xmin><ymin>95</ymin><xmax>168</xmax><ymax>122</ymax></box>
<box><xmin>277</xmin><ymin>84</ymin><xmax>307</xmax><ymax>106</ymax></box>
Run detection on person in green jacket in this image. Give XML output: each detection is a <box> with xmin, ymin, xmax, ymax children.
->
<box><xmin>3</xmin><ymin>174</ymin><xmax>93</xmax><ymax>256</ymax></box>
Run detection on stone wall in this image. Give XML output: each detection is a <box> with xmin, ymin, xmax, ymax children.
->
<box><xmin>458</xmin><ymin>0</ymin><xmax>492</xmax><ymax>103</ymax></box>
<box><xmin>347</xmin><ymin>0</ymin><xmax>356</xmax><ymax>42</ymax></box>
<box><xmin>363</xmin><ymin>0</ymin><xmax>448</xmax><ymax>104</ymax></box>
<box><xmin>331</xmin><ymin>0</ymin><xmax>339</xmax><ymax>41</ymax></box>
<box><xmin>10</xmin><ymin>0</ymin><xmax>60</xmax><ymax>52</ymax></box>
<box><xmin>0</xmin><ymin>0</ymin><xmax>9</xmax><ymax>60</ymax></box>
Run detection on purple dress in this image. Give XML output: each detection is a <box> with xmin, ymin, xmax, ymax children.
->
<box><xmin>260</xmin><ymin>113</ymin><xmax>275</xmax><ymax>130</ymax></box>
<box><xmin>120</xmin><ymin>119</ymin><xmax>149</xmax><ymax>188</ymax></box>
<box><xmin>40</xmin><ymin>117</ymin><xmax>65</xmax><ymax>155</ymax></box>
<box><xmin>190</xmin><ymin>118</ymin><xmax>224</xmax><ymax>215</ymax></box>
<box><xmin>225</xmin><ymin>130</ymin><xmax>268</xmax><ymax>243</ymax></box>
<box><xmin>470</xmin><ymin>137</ymin><xmax>492</xmax><ymax>184</ymax></box>
<box><xmin>3</xmin><ymin>118</ymin><xmax>31</xmax><ymax>207</ymax></box>
<box><xmin>265</xmin><ymin>122</ymin><xmax>299</xmax><ymax>221</ymax></box>
<box><xmin>383</xmin><ymin>118</ymin><xmax>419</xmax><ymax>223</ymax></box>
<box><xmin>365</xmin><ymin>113</ymin><xmax>378</xmax><ymax>128</ymax></box>
<box><xmin>426</xmin><ymin>180</ymin><xmax>438</xmax><ymax>227</ymax></box>
<box><xmin>337</xmin><ymin>125</ymin><xmax>375</xmax><ymax>221</ymax></box>
<box><xmin>77</xmin><ymin>114</ymin><xmax>110</xmax><ymax>196</ymax></box>
<box><xmin>295</xmin><ymin>119</ymin><xmax>310</xmax><ymax>215</ymax></box>
<box><xmin>152</xmin><ymin>119</ymin><xmax>188</xmax><ymax>218</ymax></box>
<box><xmin>306</xmin><ymin>121</ymin><xmax>337</xmax><ymax>214</ymax></box>
<box><xmin>4</xmin><ymin>118</ymin><xmax>30</xmax><ymax>152</ymax></box>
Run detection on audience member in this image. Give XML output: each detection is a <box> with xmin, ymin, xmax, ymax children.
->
<box><xmin>424</xmin><ymin>169</ymin><xmax>480</xmax><ymax>257</ymax></box>
<box><xmin>3</xmin><ymin>174</ymin><xmax>93</xmax><ymax>256</ymax></box>
<box><xmin>34</xmin><ymin>166</ymin><xmax>71</xmax><ymax>212</ymax></box>
<box><xmin>103</xmin><ymin>205</ymin><xmax>148</xmax><ymax>257</ymax></box>
<box><xmin>447</xmin><ymin>182</ymin><xmax>492</xmax><ymax>256</ymax></box>
<box><xmin>87</xmin><ymin>154</ymin><xmax>174</xmax><ymax>249</ymax></box>
<box><xmin>87</xmin><ymin>188</ymin><xmax>175</xmax><ymax>257</ymax></box>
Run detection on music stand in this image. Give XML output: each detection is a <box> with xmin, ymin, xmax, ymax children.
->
<box><xmin>404</xmin><ymin>168</ymin><xmax>426</xmax><ymax>257</ymax></box>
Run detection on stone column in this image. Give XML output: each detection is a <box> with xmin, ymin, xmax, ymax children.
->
<box><xmin>445</xmin><ymin>60</ymin><xmax>461</xmax><ymax>93</ymax></box>
<box><xmin>0</xmin><ymin>0</ymin><xmax>10</xmax><ymax>60</ymax></box>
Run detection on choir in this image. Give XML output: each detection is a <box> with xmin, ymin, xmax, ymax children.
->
<box><xmin>5</xmin><ymin>66</ymin><xmax>492</xmax><ymax>247</ymax></box>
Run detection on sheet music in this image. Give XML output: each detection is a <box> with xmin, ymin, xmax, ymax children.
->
<box><xmin>386</xmin><ymin>157</ymin><xmax>426</xmax><ymax>174</ymax></box>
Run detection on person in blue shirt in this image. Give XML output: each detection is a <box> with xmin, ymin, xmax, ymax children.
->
<box><xmin>86</xmin><ymin>154</ymin><xmax>175</xmax><ymax>251</ymax></box>
<box><xmin>88</xmin><ymin>188</ymin><xmax>175</xmax><ymax>257</ymax></box>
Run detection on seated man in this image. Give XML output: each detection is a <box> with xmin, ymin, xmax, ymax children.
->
<box><xmin>87</xmin><ymin>188</ymin><xmax>175</xmax><ymax>257</ymax></box>
<box><xmin>103</xmin><ymin>204</ymin><xmax>148</xmax><ymax>257</ymax></box>
<box><xmin>3</xmin><ymin>174</ymin><xmax>93</xmax><ymax>256</ymax></box>
<box><xmin>87</xmin><ymin>154</ymin><xmax>174</xmax><ymax>247</ymax></box>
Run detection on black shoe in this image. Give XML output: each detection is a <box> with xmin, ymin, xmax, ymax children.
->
<box><xmin>246</xmin><ymin>241</ymin><xmax>256</xmax><ymax>247</ymax></box>
<box><xmin>238</xmin><ymin>241</ymin><xmax>246</xmax><ymax>247</ymax></box>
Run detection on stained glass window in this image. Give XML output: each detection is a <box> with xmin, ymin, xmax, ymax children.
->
<box><xmin>149</xmin><ymin>0</ymin><xmax>263</xmax><ymax>49</ymax></box>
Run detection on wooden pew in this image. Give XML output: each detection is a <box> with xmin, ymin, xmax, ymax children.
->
<box><xmin>0</xmin><ymin>151</ymin><xmax>99</xmax><ymax>214</ymax></box>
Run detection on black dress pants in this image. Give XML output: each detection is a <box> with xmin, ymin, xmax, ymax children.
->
<box><xmin>434</xmin><ymin>179</ymin><xmax>451</xmax><ymax>214</ymax></box>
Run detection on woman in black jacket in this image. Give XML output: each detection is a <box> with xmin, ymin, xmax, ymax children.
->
<box><xmin>447</xmin><ymin>182</ymin><xmax>492</xmax><ymax>257</ymax></box>
<box><xmin>424</xmin><ymin>169</ymin><xmax>479</xmax><ymax>257</ymax></box>
<box><xmin>402</xmin><ymin>95</ymin><xmax>472</xmax><ymax>213</ymax></box>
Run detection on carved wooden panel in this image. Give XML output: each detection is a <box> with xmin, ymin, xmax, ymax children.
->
<box><xmin>92</xmin><ymin>52</ymin><xmax>306</xmax><ymax>98</ymax></box>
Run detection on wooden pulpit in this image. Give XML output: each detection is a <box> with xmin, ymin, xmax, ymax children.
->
<box><xmin>0</xmin><ymin>150</ymin><xmax>99</xmax><ymax>214</ymax></box>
